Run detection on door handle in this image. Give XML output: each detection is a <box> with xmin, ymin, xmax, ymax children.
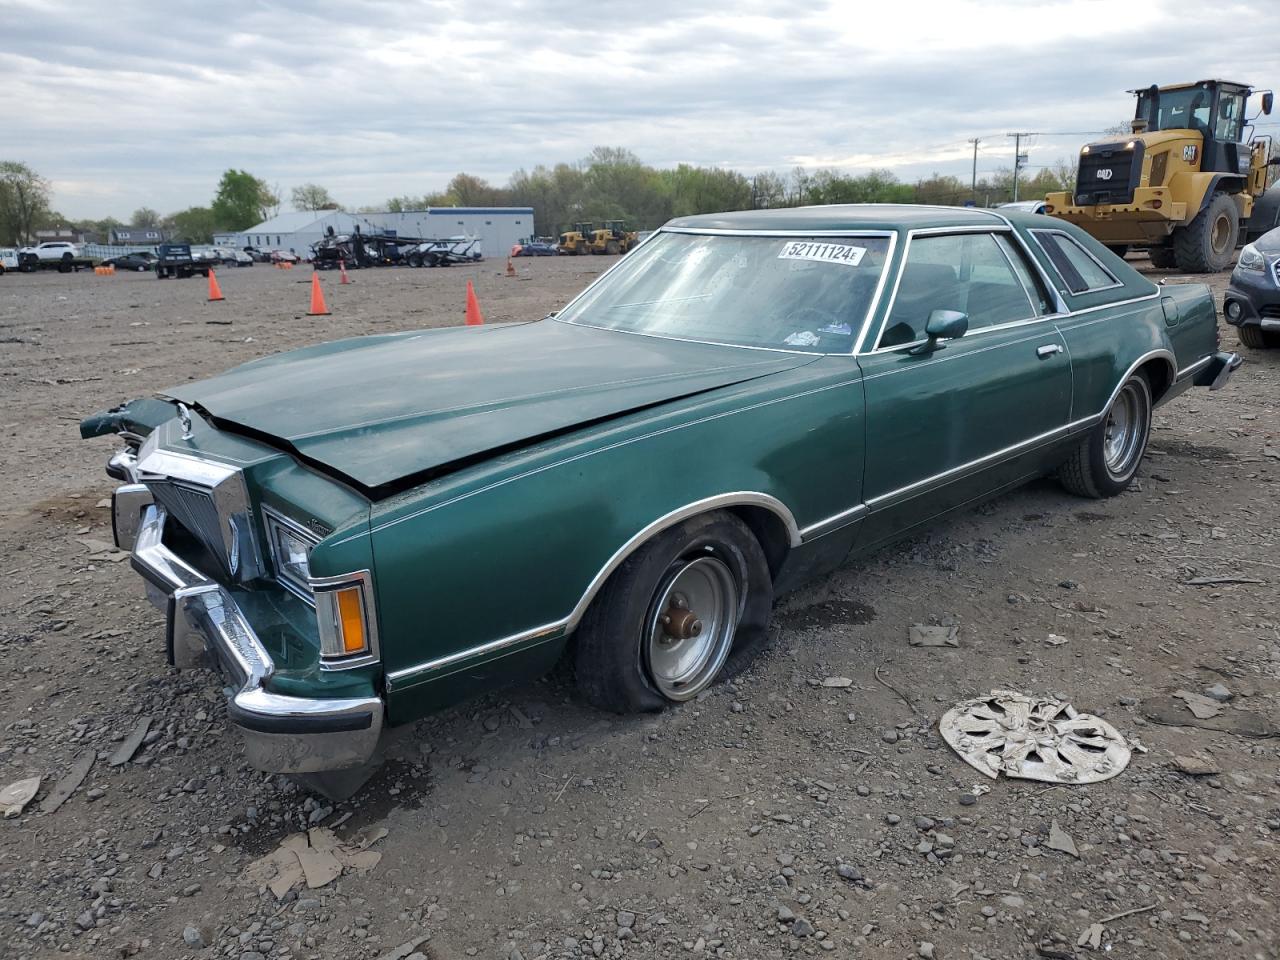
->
<box><xmin>1036</xmin><ymin>343</ymin><xmax>1063</xmax><ymax>358</ymax></box>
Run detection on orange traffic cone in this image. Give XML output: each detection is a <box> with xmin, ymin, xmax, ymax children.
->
<box><xmin>465</xmin><ymin>280</ymin><xmax>484</xmax><ymax>326</ymax></box>
<box><xmin>339</xmin><ymin>259</ymin><xmax>350</xmax><ymax>284</ymax></box>
<box><xmin>505</xmin><ymin>256</ymin><xmax>515</xmax><ymax>277</ymax></box>
<box><xmin>208</xmin><ymin>269</ymin><xmax>225</xmax><ymax>302</ymax></box>
<box><xmin>308</xmin><ymin>272</ymin><xmax>330</xmax><ymax>316</ymax></box>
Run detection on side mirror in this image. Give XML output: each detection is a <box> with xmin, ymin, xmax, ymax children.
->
<box><xmin>910</xmin><ymin>310</ymin><xmax>968</xmax><ymax>354</ymax></box>
<box><xmin>1264</xmin><ymin>92</ymin><xmax>1274</xmax><ymax>116</ymax></box>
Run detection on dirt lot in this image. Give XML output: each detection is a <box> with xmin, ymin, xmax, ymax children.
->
<box><xmin>1</xmin><ymin>256</ymin><xmax>1277</xmax><ymax>960</ymax></box>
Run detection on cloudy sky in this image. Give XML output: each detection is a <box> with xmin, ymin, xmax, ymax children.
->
<box><xmin>3</xmin><ymin>0</ymin><xmax>1278</xmax><ymax>220</ymax></box>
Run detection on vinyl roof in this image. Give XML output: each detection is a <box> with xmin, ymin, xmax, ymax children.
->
<box><xmin>665</xmin><ymin>204</ymin><xmax>1008</xmax><ymax>233</ymax></box>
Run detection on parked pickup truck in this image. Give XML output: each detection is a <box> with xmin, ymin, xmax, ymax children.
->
<box><xmin>155</xmin><ymin>243</ymin><xmax>212</xmax><ymax>279</ymax></box>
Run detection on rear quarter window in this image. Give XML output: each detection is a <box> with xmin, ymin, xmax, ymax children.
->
<box><xmin>1031</xmin><ymin>229</ymin><xmax>1120</xmax><ymax>294</ymax></box>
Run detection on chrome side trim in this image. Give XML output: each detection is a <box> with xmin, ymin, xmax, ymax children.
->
<box><xmin>385</xmin><ymin>491</ymin><xmax>801</xmax><ymax>690</ymax></box>
<box><xmin>1103</xmin><ymin>349</ymin><xmax>1177</xmax><ymax>412</ymax></box>
<box><xmin>799</xmin><ymin>504</ymin><xmax>868</xmax><ymax>540</ymax></box>
<box><xmin>864</xmin><ymin>422</ymin><xmax>1080</xmax><ymax>511</ymax></box>
<box><xmin>1176</xmin><ymin>355</ymin><xmax>1213</xmax><ymax>380</ymax></box>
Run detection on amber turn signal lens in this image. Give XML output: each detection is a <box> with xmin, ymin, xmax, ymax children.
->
<box><xmin>336</xmin><ymin>587</ymin><xmax>366</xmax><ymax>654</ymax></box>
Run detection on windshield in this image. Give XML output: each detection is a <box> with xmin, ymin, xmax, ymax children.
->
<box><xmin>556</xmin><ymin>231</ymin><xmax>892</xmax><ymax>353</ymax></box>
<box><xmin>1136</xmin><ymin>86</ymin><xmax>1212</xmax><ymax>134</ymax></box>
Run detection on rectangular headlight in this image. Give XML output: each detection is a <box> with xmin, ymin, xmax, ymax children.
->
<box><xmin>313</xmin><ymin>572</ymin><xmax>377</xmax><ymax>664</ymax></box>
<box><xmin>262</xmin><ymin>506</ymin><xmax>320</xmax><ymax>600</ymax></box>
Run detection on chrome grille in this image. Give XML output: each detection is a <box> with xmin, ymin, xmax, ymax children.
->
<box><xmin>147</xmin><ymin>479</ymin><xmax>230</xmax><ymax>572</ymax></box>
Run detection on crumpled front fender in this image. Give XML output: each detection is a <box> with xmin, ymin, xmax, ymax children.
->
<box><xmin>80</xmin><ymin>397</ymin><xmax>176</xmax><ymax>441</ymax></box>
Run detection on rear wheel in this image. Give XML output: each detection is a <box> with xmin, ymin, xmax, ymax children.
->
<box><xmin>1173</xmin><ymin>191</ymin><xmax>1239</xmax><ymax>272</ymax></box>
<box><xmin>1058</xmin><ymin>373</ymin><xmax>1152</xmax><ymax>498</ymax></box>
<box><xmin>1238</xmin><ymin>324</ymin><xmax>1279</xmax><ymax>349</ymax></box>
<box><xmin>574</xmin><ymin>511</ymin><xmax>773</xmax><ymax>712</ymax></box>
<box><xmin>1147</xmin><ymin>246</ymin><xmax>1177</xmax><ymax>268</ymax></box>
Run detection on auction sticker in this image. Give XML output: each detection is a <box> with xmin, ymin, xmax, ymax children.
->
<box><xmin>778</xmin><ymin>241</ymin><xmax>866</xmax><ymax>267</ymax></box>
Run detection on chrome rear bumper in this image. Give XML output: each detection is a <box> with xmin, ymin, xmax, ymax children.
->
<box><xmin>129</xmin><ymin>503</ymin><xmax>383</xmax><ymax>773</ymax></box>
<box><xmin>1193</xmin><ymin>351</ymin><xmax>1243</xmax><ymax>392</ymax></box>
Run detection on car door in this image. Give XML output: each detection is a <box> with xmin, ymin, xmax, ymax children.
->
<box><xmin>855</xmin><ymin>229</ymin><xmax>1072</xmax><ymax>547</ymax></box>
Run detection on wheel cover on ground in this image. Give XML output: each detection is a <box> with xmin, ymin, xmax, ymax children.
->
<box><xmin>645</xmin><ymin>555</ymin><xmax>739</xmax><ymax>700</ymax></box>
<box><xmin>1102</xmin><ymin>382</ymin><xmax>1145</xmax><ymax>478</ymax></box>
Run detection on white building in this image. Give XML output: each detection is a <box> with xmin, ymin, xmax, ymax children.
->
<box><xmin>220</xmin><ymin>207</ymin><xmax>535</xmax><ymax>257</ymax></box>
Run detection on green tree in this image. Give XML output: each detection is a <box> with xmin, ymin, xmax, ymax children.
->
<box><xmin>0</xmin><ymin>161</ymin><xmax>51</xmax><ymax>245</ymax></box>
<box><xmin>131</xmin><ymin>206</ymin><xmax>161</xmax><ymax>227</ymax></box>
<box><xmin>291</xmin><ymin>183</ymin><xmax>339</xmax><ymax>211</ymax></box>
<box><xmin>211</xmin><ymin>169</ymin><xmax>275</xmax><ymax>231</ymax></box>
<box><xmin>168</xmin><ymin>206</ymin><xmax>218</xmax><ymax>244</ymax></box>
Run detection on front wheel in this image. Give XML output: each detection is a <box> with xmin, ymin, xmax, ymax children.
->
<box><xmin>1173</xmin><ymin>191</ymin><xmax>1239</xmax><ymax>272</ymax></box>
<box><xmin>574</xmin><ymin>511</ymin><xmax>773</xmax><ymax>712</ymax></box>
<box><xmin>1058</xmin><ymin>373</ymin><xmax>1152</xmax><ymax>498</ymax></box>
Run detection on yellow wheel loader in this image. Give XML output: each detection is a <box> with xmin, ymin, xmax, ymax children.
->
<box><xmin>1046</xmin><ymin>80</ymin><xmax>1280</xmax><ymax>272</ymax></box>
<box><xmin>557</xmin><ymin>222</ymin><xmax>596</xmax><ymax>256</ymax></box>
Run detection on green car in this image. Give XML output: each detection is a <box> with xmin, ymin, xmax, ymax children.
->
<box><xmin>82</xmin><ymin>205</ymin><xmax>1239</xmax><ymax>795</ymax></box>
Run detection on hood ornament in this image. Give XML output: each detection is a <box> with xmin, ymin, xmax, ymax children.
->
<box><xmin>177</xmin><ymin>402</ymin><xmax>194</xmax><ymax>440</ymax></box>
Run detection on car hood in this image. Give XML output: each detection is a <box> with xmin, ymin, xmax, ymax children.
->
<box><xmin>161</xmin><ymin>320</ymin><xmax>813</xmax><ymax>493</ymax></box>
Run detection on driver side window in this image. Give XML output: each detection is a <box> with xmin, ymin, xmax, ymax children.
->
<box><xmin>877</xmin><ymin>233</ymin><xmax>1038</xmax><ymax>349</ymax></box>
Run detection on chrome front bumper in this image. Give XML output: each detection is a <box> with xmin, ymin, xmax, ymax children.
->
<box><xmin>120</xmin><ymin>497</ymin><xmax>383</xmax><ymax>774</ymax></box>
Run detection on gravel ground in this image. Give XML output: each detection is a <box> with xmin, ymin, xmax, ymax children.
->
<box><xmin>0</xmin><ymin>255</ymin><xmax>1277</xmax><ymax>960</ymax></box>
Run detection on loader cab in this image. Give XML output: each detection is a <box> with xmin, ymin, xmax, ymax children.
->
<box><xmin>1132</xmin><ymin>80</ymin><xmax>1258</xmax><ymax>174</ymax></box>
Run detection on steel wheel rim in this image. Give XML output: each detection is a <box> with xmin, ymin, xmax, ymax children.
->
<box><xmin>1211</xmin><ymin>214</ymin><xmax>1231</xmax><ymax>254</ymax></box>
<box><xmin>1102</xmin><ymin>383</ymin><xmax>1144</xmax><ymax>478</ymax></box>
<box><xmin>645</xmin><ymin>555</ymin><xmax>739</xmax><ymax>701</ymax></box>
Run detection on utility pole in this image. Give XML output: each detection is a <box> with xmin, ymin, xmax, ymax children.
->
<box><xmin>967</xmin><ymin>138</ymin><xmax>980</xmax><ymax>200</ymax></box>
<box><xmin>1006</xmin><ymin>132</ymin><xmax>1036</xmax><ymax>202</ymax></box>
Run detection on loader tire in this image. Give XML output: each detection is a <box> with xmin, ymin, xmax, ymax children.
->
<box><xmin>1173</xmin><ymin>191</ymin><xmax>1239</xmax><ymax>273</ymax></box>
<box><xmin>1147</xmin><ymin>246</ymin><xmax>1177</xmax><ymax>268</ymax></box>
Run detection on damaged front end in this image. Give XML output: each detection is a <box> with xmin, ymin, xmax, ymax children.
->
<box><xmin>81</xmin><ymin>399</ymin><xmax>384</xmax><ymax>778</ymax></box>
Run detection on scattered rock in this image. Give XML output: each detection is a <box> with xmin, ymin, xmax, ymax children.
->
<box><xmin>908</xmin><ymin>624</ymin><xmax>959</xmax><ymax>647</ymax></box>
<box><xmin>1204</xmin><ymin>682</ymin><xmax>1233</xmax><ymax>702</ymax></box>
<box><xmin>1047</xmin><ymin>821</ymin><xmax>1079</xmax><ymax>858</ymax></box>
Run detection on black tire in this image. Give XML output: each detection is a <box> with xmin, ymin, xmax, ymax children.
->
<box><xmin>1238</xmin><ymin>324</ymin><xmax>1279</xmax><ymax>349</ymax></box>
<box><xmin>605</xmin><ymin>240</ymin><xmax>621</xmax><ymax>255</ymax></box>
<box><xmin>1147</xmin><ymin>246</ymin><xmax>1177</xmax><ymax>268</ymax></box>
<box><xmin>424</xmin><ymin>254</ymin><xmax>438</xmax><ymax>267</ymax></box>
<box><xmin>1106</xmin><ymin>244</ymin><xmax>1129</xmax><ymax>259</ymax></box>
<box><xmin>1058</xmin><ymin>372</ymin><xmax>1152</xmax><ymax>498</ymax></box>
<box><xmin>574</xmin><ymin>510</ymin><xmax>773</xmax><ymax>713</ymax></box>
<box><xmin>1173</xmin><ymin>191</ymin><xmax>1239</xmax><ymax>272</ymax></box>
<box><xmin>61</xmin><ymin>252</ymin><xmax>73</xmax><ymax>261</ymax></box>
